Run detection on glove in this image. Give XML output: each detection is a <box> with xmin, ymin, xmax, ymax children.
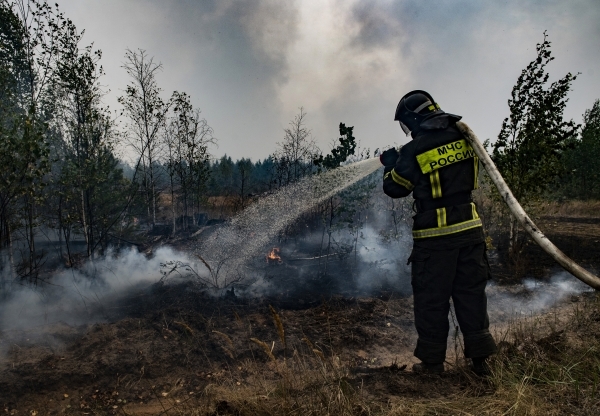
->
<box><xmin>379</xmin><ymin>147</ymin><xmax>400</xmax><ymax>167</ymax></box>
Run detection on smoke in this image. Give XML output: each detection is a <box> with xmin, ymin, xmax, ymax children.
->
<box><xmin>0</xmin><ymin>247</ymin><xmax>197</xmax><ymax>334</ymax></box>
<box><xmin>2</xmin><ymin>244</ymin><xmax>588</xmax><ymax>335</ymax></box>
<box><xmin>353</xmin><ymin>222</ymin><xmax>413</xmax><ymax>294</ymax></box>
<box><xmin>0</xmin><ymin>156</ymin><xmax>594</xmax><ymax>359</ymax></box>
<box><xmin>237</xmin><ymin>201</ymin><xmax>415</xmax><ymax>299</ymax></box>
<box><xmin>486</xmin><ymin>271</ymin><xmax>594</xmax><ymax>321</ymax></box>
<box><xmin>196</xmin><ymin>158</ymin><xmax>383</xmax><ymax>287</ymax></box>
<box><xmin>0</xmin><ymin>158</ymin><xmax>387</xmax><ymax>353</ymax></box>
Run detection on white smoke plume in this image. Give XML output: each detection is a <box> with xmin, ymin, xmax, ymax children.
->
<box><xmin>486</xmin><ymin>271</ymin><xmax>594</xmax><ymax>321</ymax></box>
<box><xmin>0</xmin><ymin>247</ymin><xmax>196</xmax><ymax>333</ymax></box>
<box><xmin>196</xmin><ymin>157</ymin><xmax>382</xmax><ymax>287</ymax></box>
<box><xmin>354</xmin><ymin>223</ymin><xmax>413</xmax><ymax>292</ymax></box>
<box><xmin>0</xmin><ymin>158</ymin><xmax>384</xmax><ymax>344</ymax></box>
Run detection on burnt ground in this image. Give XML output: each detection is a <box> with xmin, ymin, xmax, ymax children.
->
<box><xmin>489</xmin><ymin>215</ymin><xmax>600</xmax><ymax>283</ymax></box>
<box><xmin>0</xmin><ymin>215</ymin><xmax>599</xmax><ymax>415</ymax></box>
<box><xmin>0</xmin><ymin>286</ymin><xmax>425</xmax><ymax>414</ymax></box>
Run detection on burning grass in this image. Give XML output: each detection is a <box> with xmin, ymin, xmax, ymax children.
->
<box><xmin>266</xmin><ymin>247</ymin><xmax>282</xmax><ymax>264</ymax></box>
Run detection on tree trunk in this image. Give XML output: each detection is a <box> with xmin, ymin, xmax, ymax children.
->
<box><xmin>508</xmin><ymin>215</ymin><xmax>517</xmax><ymax>255</ymax></box>
<box><xmin>86</xmin><ymin>189</ymin><xmax>94</xmax><ymax>258</ymax></box>
<box><xmin>171</xmin><ymin>175</ymin><xmax>177</xmax><ymax>236</ymax></box>
<box><xmin>58</xmin><ymin>195</ymin><xmax>63</xmax><ymax>259</ymax></box>
<box><xmin>7</xmin><ymin>221</ymin><xmax>15</xmax><ymax>282</ymax></box>
<box><xmin>240</xmin><ymin>172</ymin><xmax>246</xmax><ymax>210</ymax></box>
<box><xmin>81</xmin><ymin>189</ymin><xmax>90</xmax><ymax>256</ymax></box>
<box><xmin>0</xmin><ymin>218</ymin><xmax>10</xmax><ymax>291</ymax></box>
<box><xmin>149</xmin><ymin>153</ymin><xmax>156</xmax><ymax>226</ymax></box>
<box><xmin>63</xmin><ymin>225</ymin><xmax>73</xmax><ymax>267</ymax></box>
<box><xmin>28</xmin><ymin>196</ymin><xmax>36</xmax><ymax>277</ymax></box>
<box><xmin>183</xmin><ymin>186</ymin><xmax>188</xmax><ymax>230</ymax></box>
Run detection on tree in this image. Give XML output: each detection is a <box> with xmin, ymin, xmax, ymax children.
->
<box><xmin>234</xmin><ymin>158</ymin><xmax>253</xmax><ymax>211</ymax></box>
<box><xmin>252</xmin><ymin>156</ymin><xmax>277</xmax><ymax>193</ymax></box>
<box><xmin>272</xmin><ymin>107</ymin><xmax>319</xmax><ymax>187</ymax></box>
<box><xmin>491</xmin><ymin>32</ymin><xmax>579</xmax><ymax>252</ymax></box>
<box><xmin>51</xmin><ymin>14</ymin><xmax>124</xmax><ymax>259</ymax></box>
<box><xmin>206</xmin><ymin>155</ymin><xmax>236</xmax><ymax>217</ymax></box>
<box><xmin>167</xmin><ymin>91</ymin><xmax>214</xmax><ymax>230</ymax></box>
<box><xmin>119</xmin><ymin>49</ymin><xmax>168</xmax><ymax>226</ymax></box>
<box><xmin>312</xmin><ymin>123</ymin><xmax>359</xmax><ymax>269</ymax></box>
<box><xmin>0</xmin><ymin>0</ymin><xmax>65</xmax><ymax>278</ymax></box>
<box><xmin>313</xmin><ymin>123</ymin><xmax>357</xmax><ymax>170</ymax></box>
<box><xmin>163</xmin><ymin>118</ymin><xmax>180</xmax><ymax>234</ymax></box>
<box><xmin>0</xmin><ymin>1</ymin><xmax>138</xmax><ymax>280</ymax></box>
<box><xmin>561</xmin><ymin>100</ymin><xmax>600</xmax><ymax>199</ymax></box>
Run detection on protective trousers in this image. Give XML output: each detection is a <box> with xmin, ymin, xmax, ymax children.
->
<box><xmin>409</xmin><ymin>242</ymin><xmax>497</xmax><ymax>364</ymax></box>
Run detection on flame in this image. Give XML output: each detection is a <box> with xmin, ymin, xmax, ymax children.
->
<box><xmin>266</xmin><ymin>247</ymin><xmax>282</xmax><ymax>264</ymax></box>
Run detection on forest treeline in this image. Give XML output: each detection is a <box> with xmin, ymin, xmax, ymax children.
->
<box><xmin>0</xmin><ymin>2</ymin><xmax>599</xmax><ymax>282</ymax></box>
<box><xmin>0</xmin><ymin>1</ymin><xmax>365</xmax><ymax>281</ymax></box>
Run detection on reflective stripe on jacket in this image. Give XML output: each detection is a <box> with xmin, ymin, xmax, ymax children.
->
<box><xmin>383</xmin><ymin>114</ymin><xmax>481</xmax><ymax>240</ymax></box>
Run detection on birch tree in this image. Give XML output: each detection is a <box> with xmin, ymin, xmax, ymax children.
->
<box><xmin>492</xmin><ymin>32</ymin><xmax>579</xmax><ymax>253</ymax></box>
<box><xmin>167</xmin><ymin>91</ymin><xmax>214</xmax><ymax>230</ymax></box>
<box><xmin>0</xmin><ymin>0</ymin><xmax>62</xmax><ymax>278</ymax></box>
<box><xmin>273</xmin><ymin>107</ymin><xmax>319</xmax><ymax>187</ymax></box>
<box><xmin>119</xmin><ymin>49</ymin><xmax>168</xmax><ymax>226</ymax></box>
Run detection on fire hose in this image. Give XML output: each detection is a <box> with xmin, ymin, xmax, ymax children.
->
<box><xmin>456</xmin><ymin>121</ymin><xmax>600</xmax><ymax>290</ymax></box>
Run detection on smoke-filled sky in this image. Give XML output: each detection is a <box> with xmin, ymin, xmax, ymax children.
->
<box><xmin>57</xmin><ymin>0</ymin><xmax>600</xmax><ymax>161</ymax></box>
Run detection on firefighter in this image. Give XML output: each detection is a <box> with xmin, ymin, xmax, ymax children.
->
<box><xmin>380</xmin><ymin>90</ymin><xmax>497</xmax><ymax>375</ymax></box>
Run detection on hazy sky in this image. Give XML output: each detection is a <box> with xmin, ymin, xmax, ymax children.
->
<box><xmin>56</xmin><ymin>0</ymin><xmax>600</xmax><ymax>161</ymax></box>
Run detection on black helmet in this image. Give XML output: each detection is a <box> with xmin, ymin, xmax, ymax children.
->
<box><xmin>394</xmin><ymin>90</ymin><xmax>443</xmax><ymax>135</ymax></box>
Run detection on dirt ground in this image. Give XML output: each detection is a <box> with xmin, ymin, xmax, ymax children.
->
<box><xmin>490</xmin><ymin>215</ymin><xmax>600</xmax><ymax>283</ymax></box>
<box><xmin>0</xmin><ymin>215</ymin><xmax>599</xmax><ymax>415</ymax></box>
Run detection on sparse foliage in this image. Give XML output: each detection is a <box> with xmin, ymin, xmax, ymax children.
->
<box><xmin>0</xmin><ymin>0</ymin><xmax>135</xmax><ymax>278</ymax></box>
<box><xmin>119</xmin><ymin>49</ymin><xmax>168</xmax><ymax>226</ymax></box>
<box><xmin>167</xmin><ymin>91</ymin><xmax>214</xmax><ymax>230</ymax></box>
<box><xmin>52</xmin><ymin>21</ymin><xmax>121</xmax><ymax>259</ymax></box>
<box><xmin>272</xmin><ymin>107</ymin><xmax>319</xmax><ymax>187</ymax></box>
<box><xmin>0</xmin><ymin>1</ymin><xmax>69</xmax><ymax>278</ymax></box>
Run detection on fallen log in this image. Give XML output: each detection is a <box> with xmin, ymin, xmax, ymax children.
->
<box><xmin>456</xmin><ymin>121</ymin><xmax>600</xmax><ymax>290</ymax></box>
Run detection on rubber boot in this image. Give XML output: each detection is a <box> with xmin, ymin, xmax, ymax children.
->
<box><xmin>472</xmin><ymin>357</ymin><xmax>491</xmax><ymax>376</ymax></box>
<box><xmin>412</xmin><ymin>361</ymin><xmax>444</xmax><ymax>374</ymax></box>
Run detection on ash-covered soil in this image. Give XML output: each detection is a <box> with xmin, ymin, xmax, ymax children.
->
<box><xmin>0</xmin><ymin>215</ymin><xmax>598</xmax><ymax>414</ymax></box>
<box><xmin>0</xmin><ymin>285</ymin><xmax>421</xmax><ymax>413</ymax></box>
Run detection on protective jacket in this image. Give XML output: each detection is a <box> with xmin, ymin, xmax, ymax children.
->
<box><xmin>383</xmin><ymin>113</ymin><xmax>483</xmax><ymax>245</ymax></box>
<box><xmin>383</xmin><ymin>113</ymin><xmax>497</xmax><ymax>364</ymax></box>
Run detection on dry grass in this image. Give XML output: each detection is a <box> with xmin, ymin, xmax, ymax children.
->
<box><xmin>269</xmin><ymin>305</ymin><xmax>286</xmax><ymax>351</ymax></box>
<box><xmin>135</xmin><ymin>294</ymin><xmax>600</xmax><ymax>416</ymax></box>
<box><xmin>394</xmin><ymin>295</ymin><xmax>600</xmax><ymax>416</ymax></box>
<box><xmin>537</xmin><ymin>200</ymin><xmax>600</xmax><ymax>218</ymax></box>
<box><xmin>250</xmin><ymin>338</ymin><xmax>277</xmax><ymax>362</ymax></box>
<box><xmin>474</xmin><ymin>172</ymin><xmax>600</xmax><ymax>231</ymax></box>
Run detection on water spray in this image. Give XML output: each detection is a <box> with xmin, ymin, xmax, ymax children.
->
<box><xmin>196</xmin><ymin>158</ymin><xmax>382</xmax><ymax>287</ymax></box>
<box><xmin>457</xmin><ymin>121</ymin><xmax>600</xmax><ymax>290</ymax></box>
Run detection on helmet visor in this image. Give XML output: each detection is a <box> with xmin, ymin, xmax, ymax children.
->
<box><xmin>399</xmin><ymin>121</ymin><xmax>411</xmax><ymax>136</ymax></box>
